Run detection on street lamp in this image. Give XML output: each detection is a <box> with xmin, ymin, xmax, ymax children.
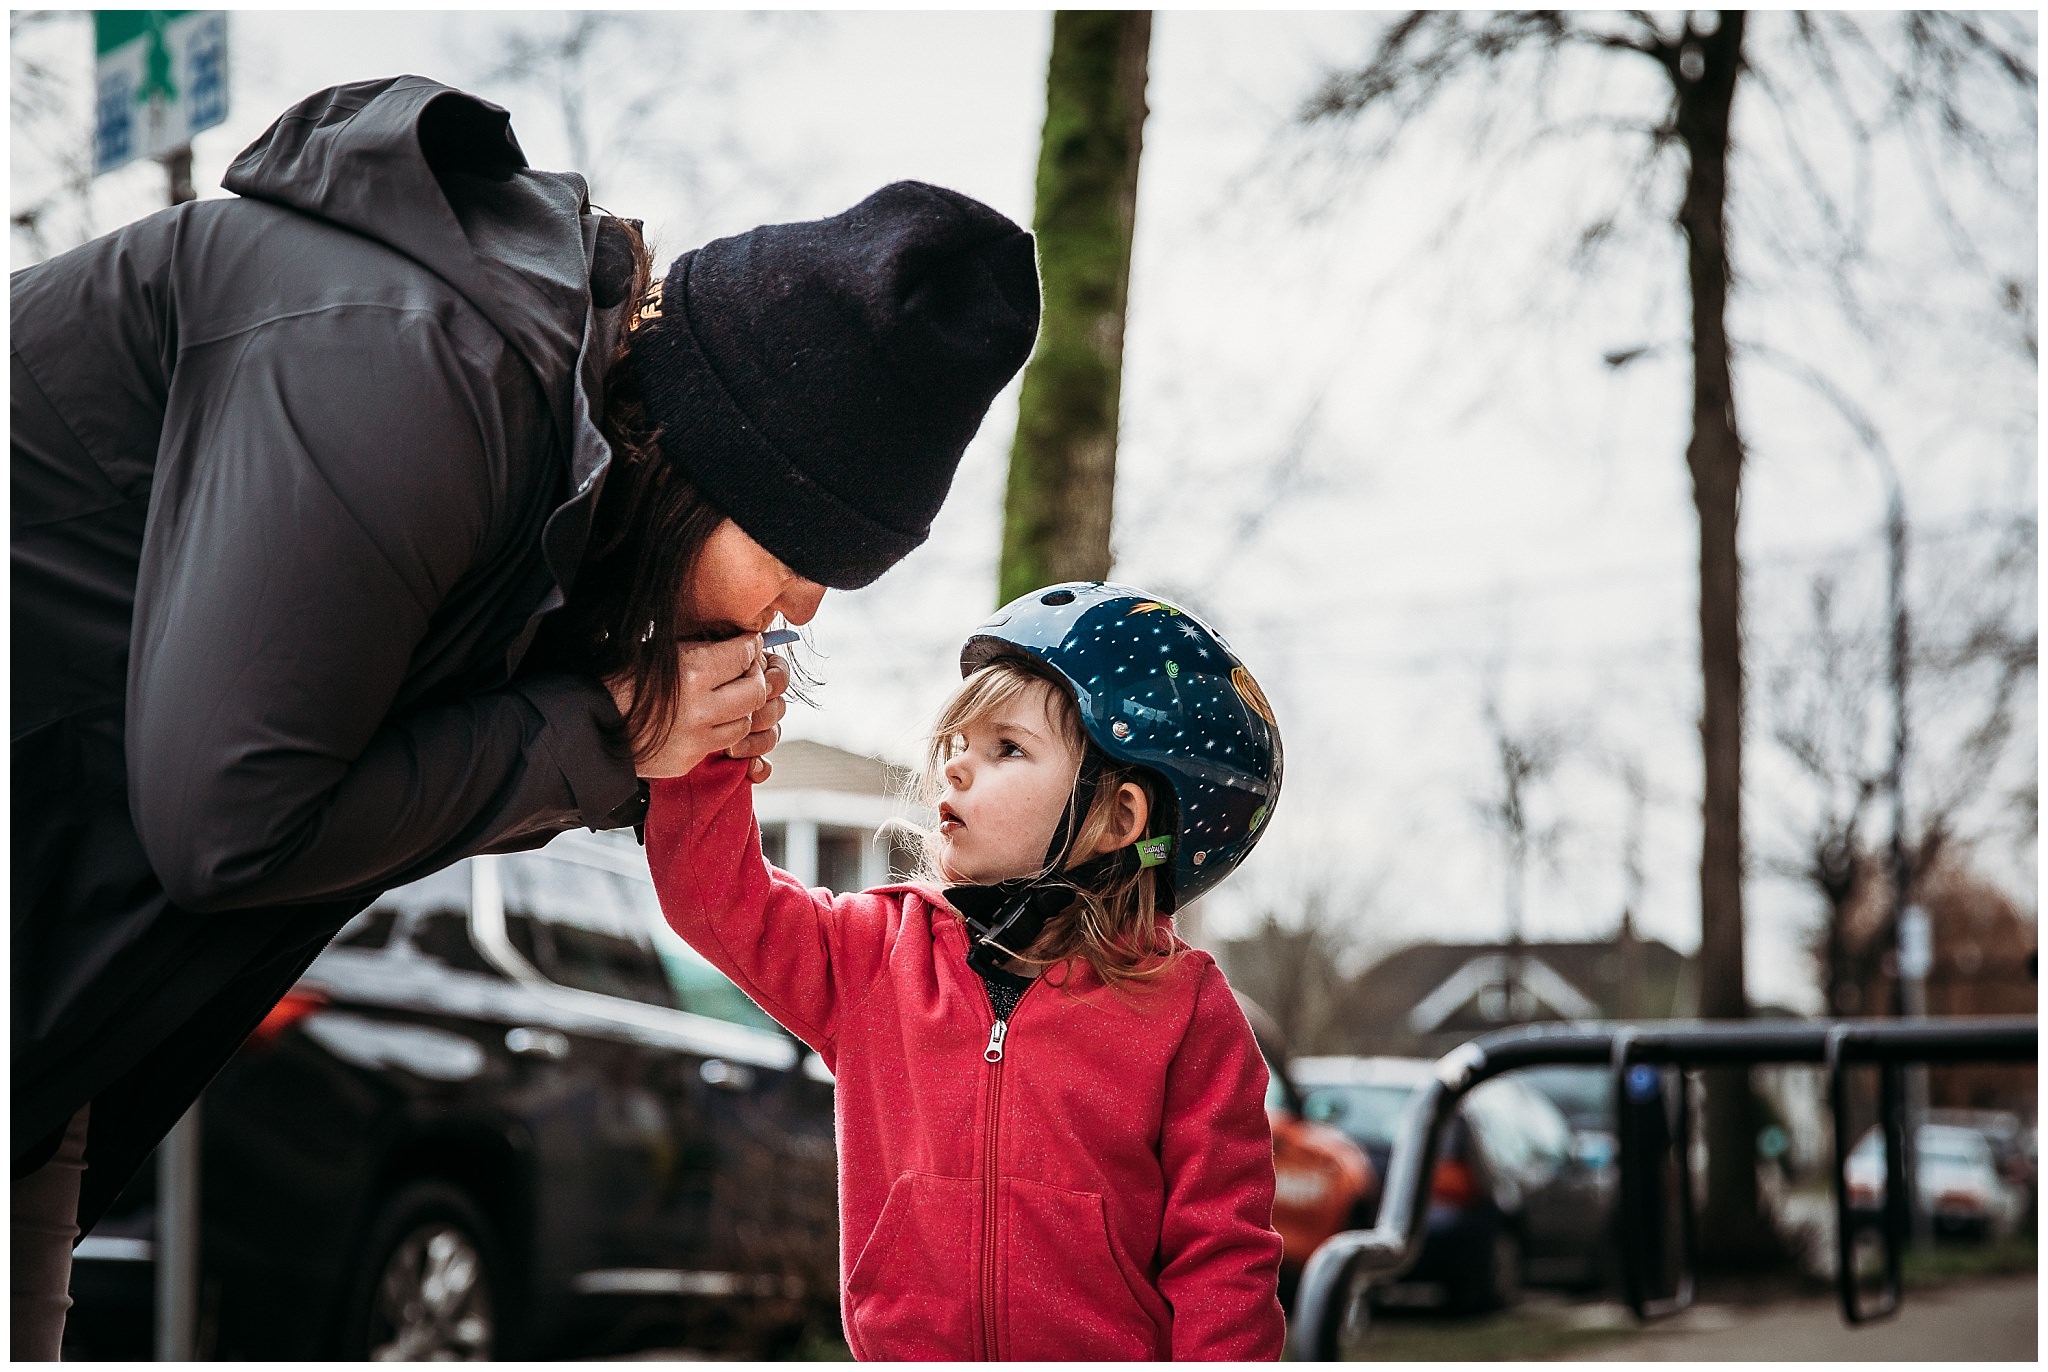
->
<box><xmin>1602</xmin><ymin>339</ymin><xmax>1933</xmax><ymax>1244</ymax></box>
<box><xmin>1873</xmin><ymin>450</ymin><xmax>1934</xmax><ymax>1251</ymax></box>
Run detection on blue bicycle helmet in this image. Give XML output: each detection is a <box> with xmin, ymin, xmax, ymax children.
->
<box><xmin>960</xmin><ymin>582</ymin><xmax>1283</xmax><ymax>909</ymax></box>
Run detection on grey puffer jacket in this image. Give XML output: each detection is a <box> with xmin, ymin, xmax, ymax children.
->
<box><xmin>11</xmin><ymin>76</ymin><xmax>645</xmax><ymax>1228</ymax></box>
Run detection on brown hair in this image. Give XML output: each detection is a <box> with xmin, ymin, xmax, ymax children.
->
<box><xmin>915</xmin><ymin>659</ymin><xmax>1181</xmax><ymax>990</ymax></box>
<box><xmin>526</xmin><ymin>219</ymin><xmax>728</xmax><ymax>762</ymax></box>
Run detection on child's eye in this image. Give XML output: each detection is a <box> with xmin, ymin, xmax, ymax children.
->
<box><xmin>997</xmin><ymin>738</ymin><xmax>1026</xmax><ymax>758</ymax></box>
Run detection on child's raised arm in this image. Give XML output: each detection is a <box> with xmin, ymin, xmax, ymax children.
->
<box><xmin>645</xmin><ymin>753</ymin><xmax>892</xmax><ymax>1056</ymax></box>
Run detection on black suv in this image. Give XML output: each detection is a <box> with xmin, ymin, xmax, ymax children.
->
<box><xmin>63</xmin><ymin>831</ymin><xmax>839</xmax><ymax>1360</ymax></box>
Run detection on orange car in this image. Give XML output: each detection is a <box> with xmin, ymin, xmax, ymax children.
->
<box><xmin>1237</xmin><ymin>996</ymin><xmax>1377</xmax><ymax>1298</ymax></box>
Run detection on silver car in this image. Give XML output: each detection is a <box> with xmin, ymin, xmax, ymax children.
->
<box><xmin>1845</xmin><ymin>1122</ymin><xmax>2025</xmax><ymax>1240</ymax></box>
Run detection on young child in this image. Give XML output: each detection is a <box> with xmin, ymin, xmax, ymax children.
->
<box><xmin>645</xmin><ymin>582</ymin><xmax>1287</xmax><ymax>1360</ymax></box>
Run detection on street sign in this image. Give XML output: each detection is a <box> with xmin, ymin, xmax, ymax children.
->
<box><xmin>1897</xmin><ymin>904</ymin><xmax>1933</xmax><ymax>981</ymax></box>
<box><xmin>93</xmin><ymin>11</ymin><xmax>229</xmax><ymax>176</ymax></box>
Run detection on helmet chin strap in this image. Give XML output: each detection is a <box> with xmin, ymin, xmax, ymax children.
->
<box><xmin>947</xmin><ymin>880</ymin><xmax>1075</xmax><ymax>978</ymax></box>
<box><xmin>949</xmin><ymin>748</ymin><xmax>1112</xmax><ymax>977</ymax></box>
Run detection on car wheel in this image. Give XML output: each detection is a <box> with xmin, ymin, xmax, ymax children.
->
<box><xmin>1457</xmin><ymin>1228</ymin><xmax>1522</xmax><ymax>1313</ymax></box>
<box><xmin>342</xmin><ymin>1181</ymin><xmax>501</xmax><ymax>1361</ymax></box>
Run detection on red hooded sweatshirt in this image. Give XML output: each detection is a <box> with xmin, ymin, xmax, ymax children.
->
<box><xmin>647</xmin><ymin>757</ymin><xmax>1286</xmax><ymax>1361</ymax></box>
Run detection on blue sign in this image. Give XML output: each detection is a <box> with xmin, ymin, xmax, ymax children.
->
<box><xmin>93</xmin><ymin>11</ymin><xmax>230</xmax><ymax>176</ymax></box>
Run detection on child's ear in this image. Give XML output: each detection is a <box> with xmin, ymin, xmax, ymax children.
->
<box><xmin>1108</xmin><ymin>781</ymin><xmax>1149</xmax><ymax>850</ymax></box>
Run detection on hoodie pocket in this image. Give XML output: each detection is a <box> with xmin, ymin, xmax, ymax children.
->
<box><xmin>1000</xmin><ymin>1177</ymin><xmax>1163</xmax><ymax>1361</ymax></box>
<box><xmin>843</xmin><ymin>1171</ymin><xmax>979</xmax><ymax>1360</ymax></box>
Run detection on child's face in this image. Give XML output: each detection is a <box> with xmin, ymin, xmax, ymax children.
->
<box><xmin>933</xmin><ymin>678</ymin><xmax>1082</xmax><ymax>886</ymax></box>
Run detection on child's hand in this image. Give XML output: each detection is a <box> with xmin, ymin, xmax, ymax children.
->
<box><xmin>605</xmin><ymin>635</ymin><xmax>787</xmax><ymax>779</ymax></box>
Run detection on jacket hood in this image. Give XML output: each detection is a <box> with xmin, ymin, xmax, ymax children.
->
<box><xmin>224</xmin><ymin>76</ymin><xmax>633</xmax><ymax>666</ymax></box>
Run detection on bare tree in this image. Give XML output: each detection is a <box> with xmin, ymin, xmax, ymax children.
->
<box><xmin>1473</xmin><ymin>695</ymin><xmax>1567</xmax><ymax>1021</ymax></box>
<box><xmin>1295</xmin><ymin>8</ymin><xmax>2034</xmax><ymax>1265</ymax></box>
<box><xmin>463</xmin><ymin>11</ymin><xmax>817</xmax><ymax>244</ymax></box>
<box><xmin>10</xmin><ymin>10</ymin><xmax>97</xmax><ymax>267</ymax></box>
<box><xmin>1213</xmin><ymin>881</ymin><xmax>1381</xmax><ymax>1055</ymax></box>
<box><xmin>1761</xmin><ymin>517</ymin><xmax>2037</xmax><ymax>1017</ymax></box>
<box><xmin>999</xmin><ymin>11</ymin><xmax>1151</xmax><ymax>604</ymax></box>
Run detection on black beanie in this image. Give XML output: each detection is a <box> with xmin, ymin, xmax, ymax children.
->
<box><xmin>627</xmin><ymin>181</ymin><xmax>1041</xmax><ymax>590</ymax></box>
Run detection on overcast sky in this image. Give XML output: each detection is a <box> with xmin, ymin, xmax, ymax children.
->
<box><xmin>13</xmin><ymin>9</ymin><xmax>2036</xmax><ymax>1013</ymax></box>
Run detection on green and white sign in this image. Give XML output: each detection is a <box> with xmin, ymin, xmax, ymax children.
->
<box><xmin>93</xmin><ymin>11</ymin><xmax>229</xmax><ymax>175</ymax></box>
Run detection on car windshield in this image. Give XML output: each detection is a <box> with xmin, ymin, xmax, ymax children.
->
<box><xmin>1849</xmin><ymin>1127</ymin><xmax>1992</xmax><ymax>1169</ymax></box>
<box><xmin>650</xmin><ymin>923</ymin><xmax>783</xmax><ymax>1034</ymax></box>
<box><xmin>1514</xmin><ymin>1065</ymin><xmax>1612</xmax><ymax>1129</ymax></box>
<box><xmin>1299</xmin><ymin>1082</ymin><xmax>1416</xmax><ymax>1146</ymax></box>
<box><xmin>1919</xmin><ymin>1133</ymin><xmax>1991</xmax><ymax>1167</ymax></box>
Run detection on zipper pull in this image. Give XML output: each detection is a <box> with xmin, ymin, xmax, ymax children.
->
<box><xmin>984</xmin><ymin>1020</ymin><xmax>1008</xmax><ymax>1063</ymax></box>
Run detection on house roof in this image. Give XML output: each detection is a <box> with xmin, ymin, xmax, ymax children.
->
<box><xmin>755</xmin><ymin>738</ymin><xmax>912</xmax><ymax>799</ymax></box>
<box><xmin>1328</xmin><ymin>935</ymin><xmax>1694</xmax><ymax>1058</ymax></box>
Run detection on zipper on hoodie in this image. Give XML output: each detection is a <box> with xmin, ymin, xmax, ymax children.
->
<box><xmin>977</xmin><ymin>976</ymin><xmax>1035</xmax><ymax>1362</ymax></box>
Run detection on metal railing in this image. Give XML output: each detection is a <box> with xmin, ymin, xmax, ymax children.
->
<box><xmin>1290</xmin><ymin>1016</ymin><xmax>2038</xmax><ymax>1360</ymax></box>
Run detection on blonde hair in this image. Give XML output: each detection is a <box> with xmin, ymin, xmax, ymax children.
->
<box><xmin>910</xmin><ymin>658</ymin><xmax>1180</xmax><ymax>990</ymax></box>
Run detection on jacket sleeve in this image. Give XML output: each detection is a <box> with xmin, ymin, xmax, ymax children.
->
<box><xmin>1157</xmin><ymin>962</ymin><xmax>1288</xmax><ymax>1360</ymax></box>
<box><xmin>125</xmin><ymin>308</ymin><xmax>642</xmax><ymax>913</ymax></box>
<box><xmin>645</xmin><ymin>755</ymin><xmax>893</xmax><ymax>1058</ymax></box>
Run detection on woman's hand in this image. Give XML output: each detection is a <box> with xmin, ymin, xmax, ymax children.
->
<box><xmin>730</xmin><ymin>654</ymin><xmax>790</xmax><ymax>782</ymax></box>
<box><xmin>606</xmin><ymin>635</ymin><xmax>790</xmax><ymax>782</ymax></box>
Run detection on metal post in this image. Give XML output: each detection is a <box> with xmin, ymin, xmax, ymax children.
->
<box><xmin>161</xmin><ymin>145</ymin><xmax>196</xmax><ymax>205</ymax></box>
<box><xmin>1502</xmin><ymin>808</ymin><xmax>1525</xmax><ymax>1022</ymax></box>
<box><xmin>155</xmin><ymin>1101</ymin><xmax>202</xmax><ymax>1361</ymax></box>
<box><xmin>1883</xmin><ymin>485</ymin><xmax>1932</xmax><ymax>1248</ymax></box>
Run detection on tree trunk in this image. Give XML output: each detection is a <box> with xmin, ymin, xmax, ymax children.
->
<box><xmin>1673</xmin><ymin>10</ymin><xmax>1774</xmax><ymax>1265</ymax></box>
<box><xmin>999</xmin><ymin>11</ymin><xmax>1151</xmax><ymax>604</ymax></box>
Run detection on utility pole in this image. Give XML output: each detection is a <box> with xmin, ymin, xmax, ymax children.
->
<box><xmin>1503</xmin><ymin>816</ymin><xmax>1525</xmax><ymax>1022</ymax></box>
<box><xmin>1883</xmin><ymin>477</ymin><xmax>1933</xmax><ymax>1249</ymax></box>
<box><xmin>1617</xmin><ymin>758</ymin><xmax>1649</xmax><ymax>1021</ymax></box>
<box><xmin>163</xmin><ymin>146</ymin><xmax>196</xmax><ymax>205</ymax></box>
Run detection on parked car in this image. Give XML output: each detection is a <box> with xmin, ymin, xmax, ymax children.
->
<box><xmin>1845</xmin><ymin>1122</ymin><xmax>2025</xmax><ymax>1241</ymax></box>
<box><xmin>1515</xmin><ymin>1064</ymin><xmax>1618</xmax><ymax>1164</ymax></box>
<box><xmin>62</xmin><ymin>831</ymin><xmax>839</xmax><ymax>1361</ymax></box>
<box><xmin>1925</xmin><ymin>1108</ymin><xmax>2037</xmax><ymax>1223</ymax></box>
<box><xmin>1233</xmin><ymin>999</ymin><xmax>1376</xmax><ymax>1306</ymax></box>
<box><xmin>1292</xmin><ymin>1056</ymin><xmax>1616</xmax><ymax>1311</ymax></box>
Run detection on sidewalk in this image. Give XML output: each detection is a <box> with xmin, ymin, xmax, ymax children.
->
<box><xmin>1566</xmin><ymin>1272</ymin><xmax>2038</xmax><ymax>1361</ymax></box>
